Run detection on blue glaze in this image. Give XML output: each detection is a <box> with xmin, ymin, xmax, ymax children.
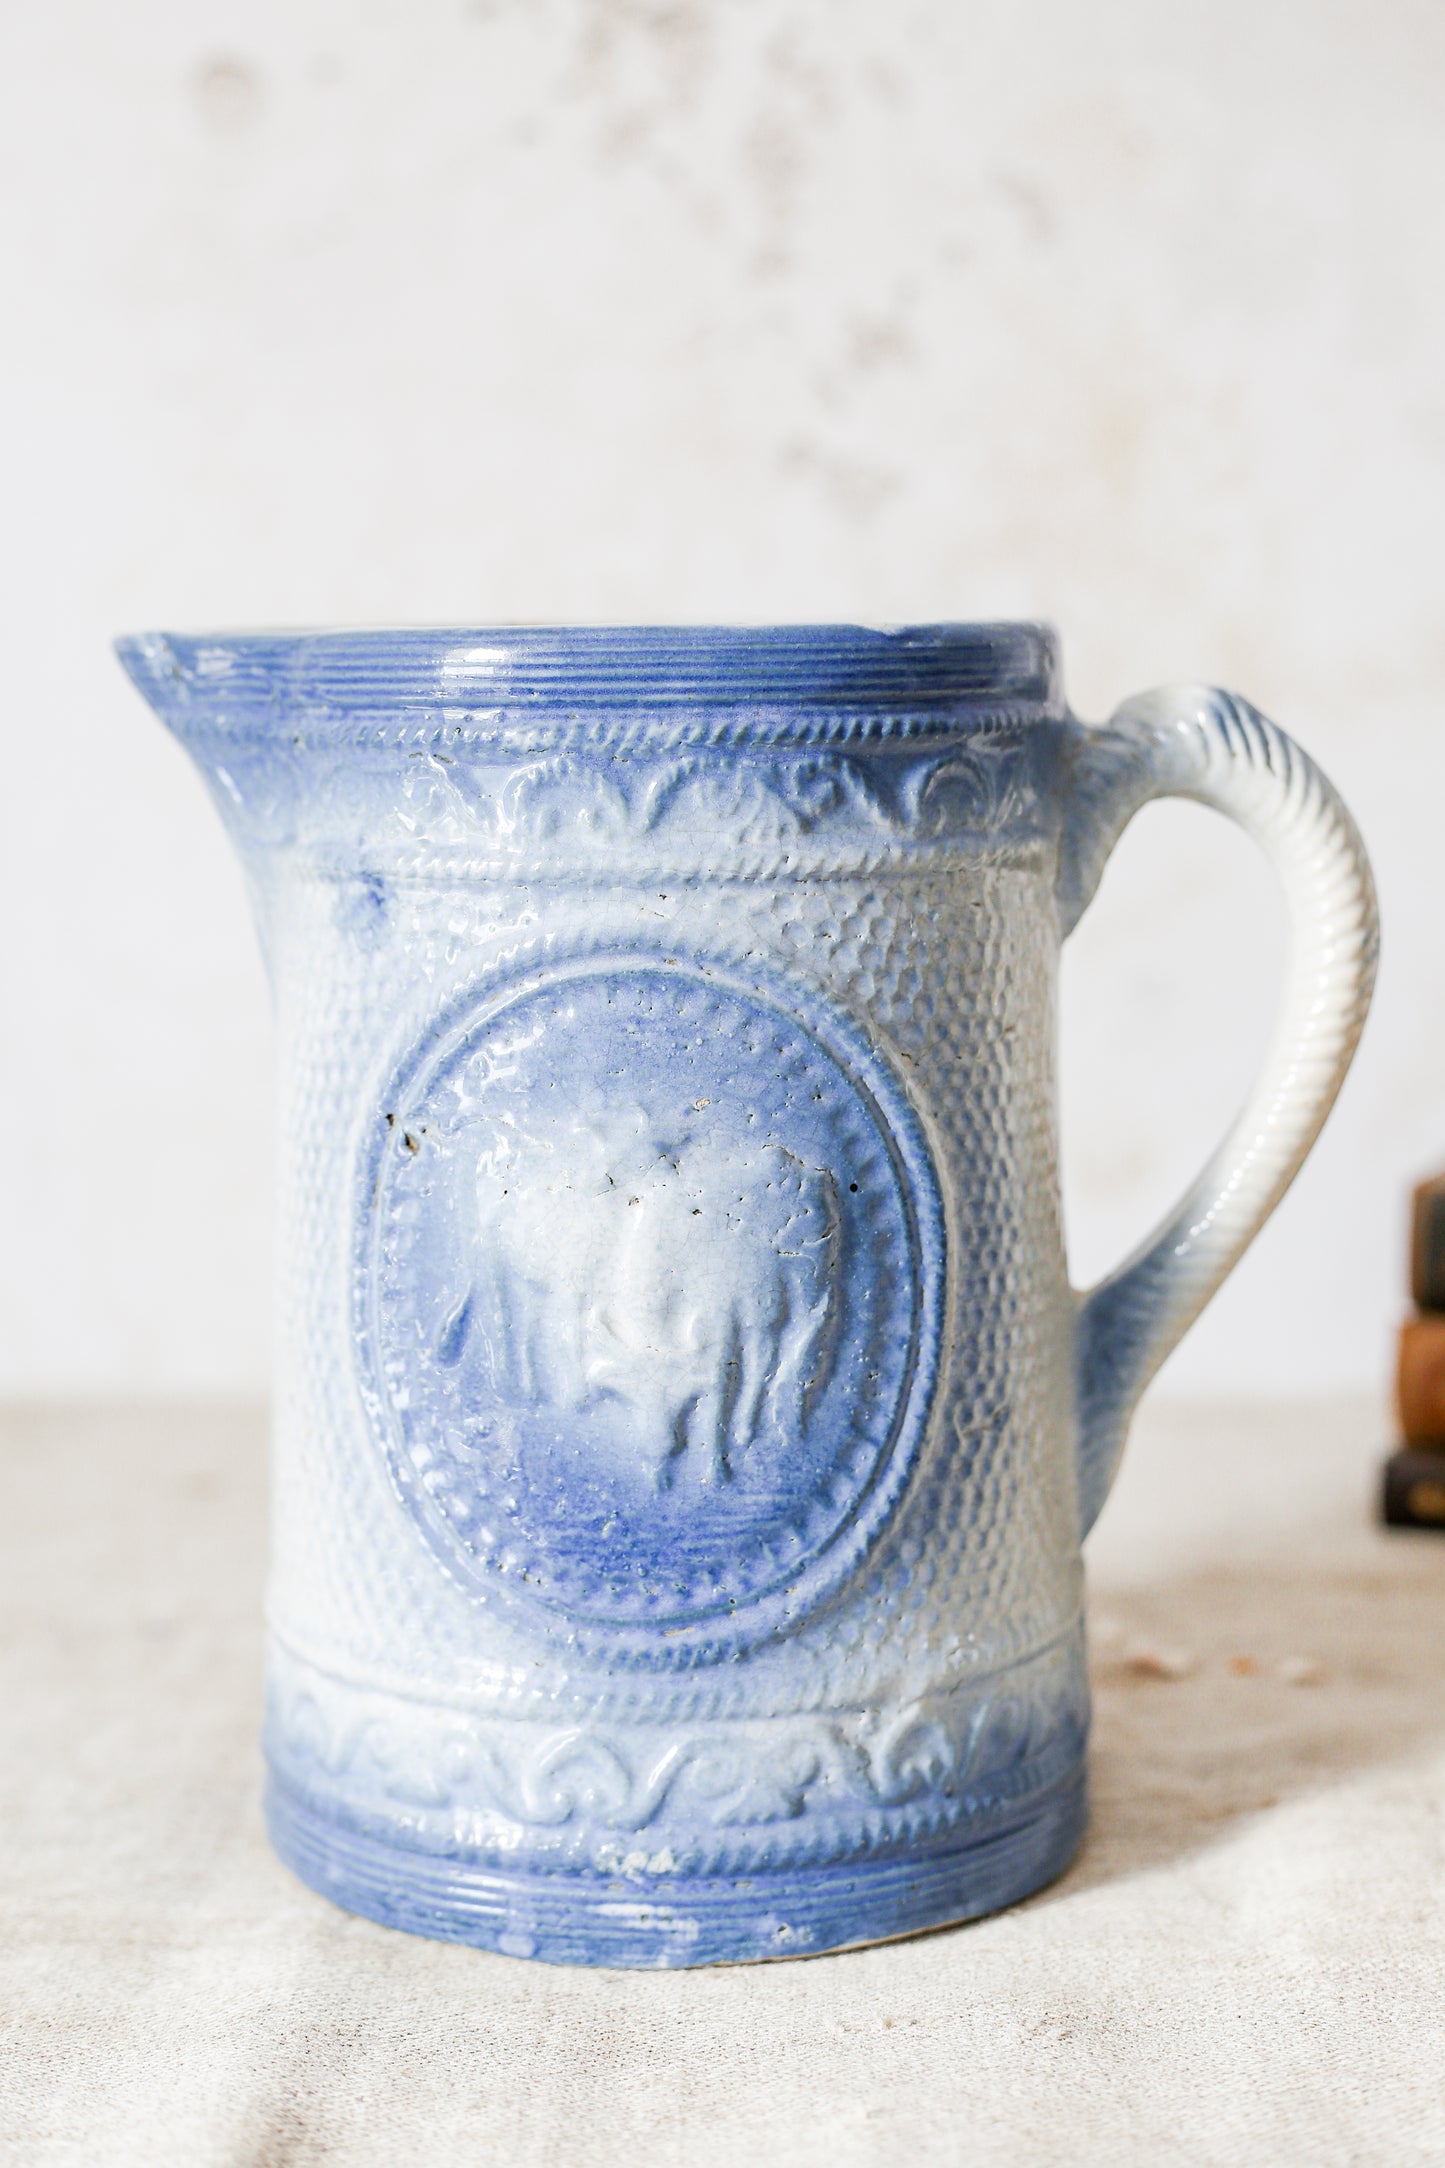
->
<box><xmin>117</xmin><ymin>621</ymin><xmax>1063</xmax><ymax>740</ymax></box>
<box><xmin>119</xmin><ymin>625</ymin><xmax>1375</xmax><ymax>1966</ymax></box>
<box><xmin>266</xmin><ymin>1763</ymin><xmax>1089</xmax><ymax>1970</ymax></box>
<box><xmin>356</xmin><ymin>952</ymin><xmax>946</xmax><ymax>1667</ymax></box>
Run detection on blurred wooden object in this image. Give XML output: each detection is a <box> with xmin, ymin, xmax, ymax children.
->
<box><xmin>1382</xmin><ymin>1447</ymin><xmax>1445</xmax><ymax>1529</ymax></box>
<box><xmin>1396</xmin><ymin>1313</ymin><xmax>1445</xmax><ymax>1444</ymax></box>
<box><xmin>1382</xmin><ymin>1173</ymin><xmax>1445</xmax><ymax>1530</ymax></box>
<box><xmin>1410</xmin><ymin>1172</ymin><xmax>1445</xmax><ymax>1312</ymax></box>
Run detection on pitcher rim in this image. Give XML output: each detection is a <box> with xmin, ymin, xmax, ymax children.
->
<box><xmin>115</xmin><ymin>621</ymin><xmax>1066</xmax><ymax>749</ymax></box>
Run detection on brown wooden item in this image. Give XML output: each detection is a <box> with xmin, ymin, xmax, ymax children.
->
<box><xmin>1382</xmin><ymin>1446</ymin><xmax>1445</xmax><ymax>1529</ymax></box>
<box><xmin>1411</xmin><ymin>1172</ymin><xmax>1445</xmax><ymax>1312</ymax></box>
<box><xmin>1396</xmin><ymin>1312</ymin><xmax>1445</xmax><ymax>1444</ymax></box>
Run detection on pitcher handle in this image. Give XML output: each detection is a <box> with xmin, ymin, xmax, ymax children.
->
<box><xmin>1057</xmin><ymin>686</ymin><xmax>1378</xmax><ymax>1536</ymax></box>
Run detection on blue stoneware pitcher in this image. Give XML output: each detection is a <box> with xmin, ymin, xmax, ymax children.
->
<box><xmin>119</xmin><ymin>624</ymin><xmax>1376</xmax><ymax>1967</ymax></box>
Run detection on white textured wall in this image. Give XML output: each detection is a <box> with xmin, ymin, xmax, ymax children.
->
<box><xmin>1</xmin><ymin>0</ymin><xmax>1441</xmax><ymax>1399</ymax></box>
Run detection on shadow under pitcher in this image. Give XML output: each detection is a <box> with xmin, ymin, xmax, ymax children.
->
<box><xmin>120</xmin><ymin>623</ymin><xmax>1377</xmax><ymax>1967</ymax></box>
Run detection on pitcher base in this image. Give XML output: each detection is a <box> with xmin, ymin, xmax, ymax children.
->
<box><xmin>265</xmin><ymin>1769</ymin><xmax>1087</xmax><ymax>1968</ymax></box>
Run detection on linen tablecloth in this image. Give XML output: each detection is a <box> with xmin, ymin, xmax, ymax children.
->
<box><xmin>3</xmin><ymin>1399</ymin><xmax>1442</xmax><ymax>2165</ymax></box>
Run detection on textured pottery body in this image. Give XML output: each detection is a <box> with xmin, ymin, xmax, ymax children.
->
<box><xmin>120</xmin><ymin>625</ymin><xmax>1376</xmax><ymax>1967</ymax></box>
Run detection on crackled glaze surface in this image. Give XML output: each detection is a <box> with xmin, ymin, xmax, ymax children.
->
<box><xmin>120</xmin><ymin>624</ymin><xmax>1376</xmax><ymax>1967</ymax></box>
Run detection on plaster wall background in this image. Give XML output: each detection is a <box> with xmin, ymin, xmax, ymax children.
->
<box><xmin>0</xmin><ymin>0</ymin><xmax>1440</xmax><ymax>1399</ymax></box>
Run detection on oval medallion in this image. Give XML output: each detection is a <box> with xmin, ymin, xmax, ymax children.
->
<box><xmin>357</xmin><ymin>955</ymin><xmax>944</xmax><ymax>1662</ymax></box>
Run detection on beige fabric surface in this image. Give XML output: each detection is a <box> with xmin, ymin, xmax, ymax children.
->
<box><xmin>2</xmin><ymin>1399</ymin><xmax>1442</xmax><ymax>2166</ymax></box>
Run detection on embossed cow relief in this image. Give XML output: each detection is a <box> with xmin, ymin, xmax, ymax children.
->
<box><xmin>358</xmin><ymin>957</ymin><xmax>944</xmax><ymax>1656</ymax></box>
<box><xmin>449</xmin><ymin>1108</ymin><xmax>842</xmax><ymax>1489</ymax></box>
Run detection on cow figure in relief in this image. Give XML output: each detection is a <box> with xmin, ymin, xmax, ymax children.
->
<box><xmin>437</xmin><ymin>1104</ymin><xmax>842</xmax><ymax>1488</ymax></box>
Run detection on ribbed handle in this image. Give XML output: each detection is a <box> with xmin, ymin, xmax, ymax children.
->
<box><xmin>1058</xmin><ymin>687</ymin><xmax>1378</xmax><ymax>1536</ymax></box>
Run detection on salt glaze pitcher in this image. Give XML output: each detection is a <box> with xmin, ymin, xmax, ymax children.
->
<box><xmin>120</xmin><ymin>624</ymin><xmax>1376</xmax><ymax>1968</ymax></box>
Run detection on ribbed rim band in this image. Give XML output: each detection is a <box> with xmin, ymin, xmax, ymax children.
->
<box><xmin>115</xmin><ymin>621</ymin><xmax>1064</xmax><ymax>745</ymax></box>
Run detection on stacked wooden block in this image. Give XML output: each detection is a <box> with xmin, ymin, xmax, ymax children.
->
<box><xmin>1384</xmin><ymin>1173</ymin><xmax>1445</xmax><ymax>1528</ymax></box>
